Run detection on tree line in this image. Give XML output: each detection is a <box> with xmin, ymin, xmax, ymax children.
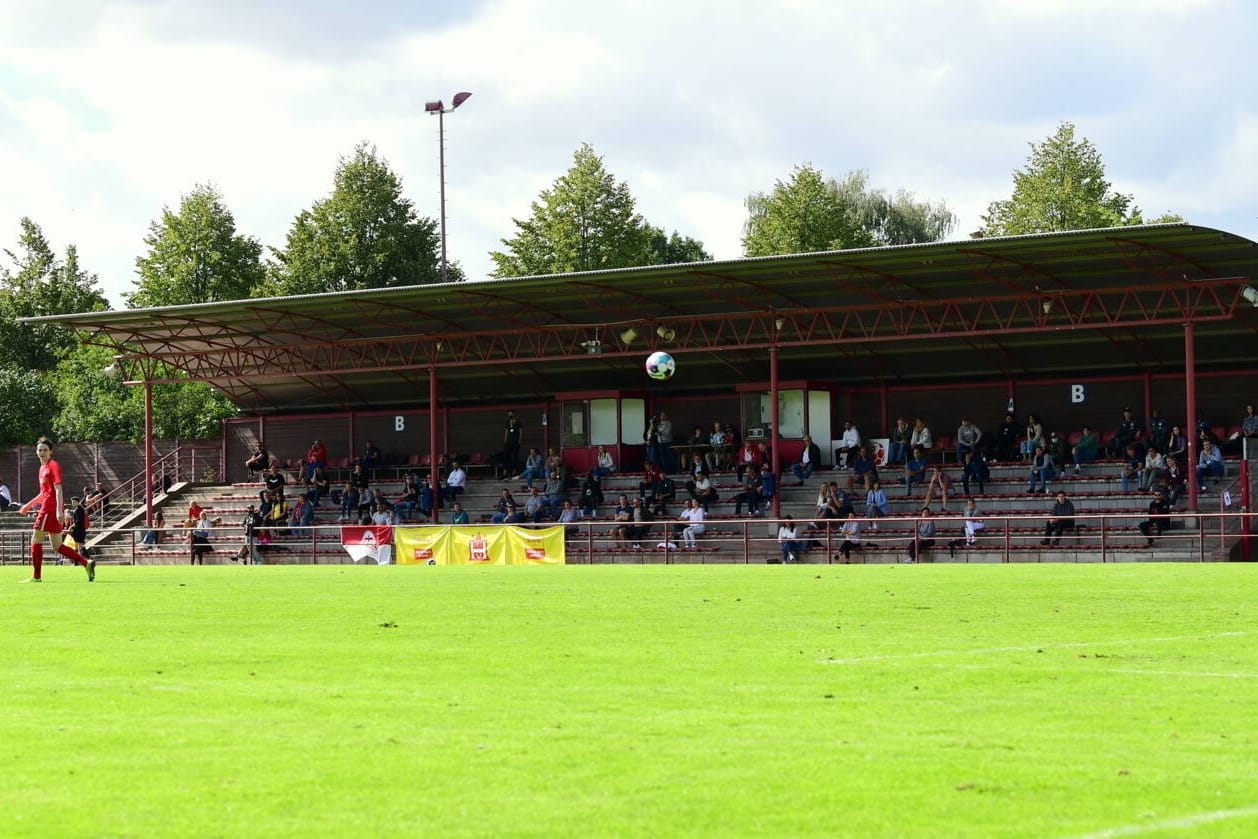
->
<box><xmin>1</xmin><ymin>122</ymin><xmax>1181</xmax><ymax>446</ymax></box>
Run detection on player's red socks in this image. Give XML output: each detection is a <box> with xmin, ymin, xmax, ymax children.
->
<box><xmin>31</xmin><ymin>542</ymin><xmax>43</xmax><ymax>579</ymax></box>
<box><xmin>56</xmin><ymin>543</ymin><xmax>89</xmax><ymax>567</ymax></box>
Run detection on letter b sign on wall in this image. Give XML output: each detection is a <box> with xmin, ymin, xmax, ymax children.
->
<box><xmin>395</xmin><ymin>416</ymin><xmax>406</xmax><ymax>432</ymax></box>
<box><xmin>1069</xmin><ymin>384</ymin><xmax>1088</xmax><ymax>405</ymax></box>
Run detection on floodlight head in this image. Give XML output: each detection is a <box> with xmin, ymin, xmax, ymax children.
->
<box><xmin>619</xmin><ymin>328</ymin><xmax>639</xmax><ymax>345</ymax></box>
<box><xmin>451</xmin><ymin>91</ymin><xmax>472</xmax><ymax>109</ymax></box>
<box><xmin>425</xmin><ymin>100</ymin><xmax>443</xmax><ymax>113</ymax></box>
<box><xmin>655</xmin><ymin>325</ymin><xmax>676</xmax><ymax>342</ymax></box>
<box><xmin>1243</xmin><ymin>285</ymin><xmax>1258</xmax><ymax>307</ymax></box>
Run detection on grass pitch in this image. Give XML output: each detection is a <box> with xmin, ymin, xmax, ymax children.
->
<box><xmin>3</xmin><ymin>563</ymin><xmax>1257</xmax><ymax>838</ymax></box>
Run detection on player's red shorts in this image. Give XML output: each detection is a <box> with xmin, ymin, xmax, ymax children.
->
<box><xmin>33</xmin><ymin>509</ymin><xmax>62</xmax><ymax>534</ymax></box>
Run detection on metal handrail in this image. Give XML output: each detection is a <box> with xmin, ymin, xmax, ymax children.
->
<box><xmin>1</xmin><ymin>509</ymin><xmax>1250</xmax><ymax>566</ymax></box>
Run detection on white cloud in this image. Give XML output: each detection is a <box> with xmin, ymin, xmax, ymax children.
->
<box><xmin>0</xmin><ymin>0</ymin><xmax>1255</xmax><ymax>303</ymax></box>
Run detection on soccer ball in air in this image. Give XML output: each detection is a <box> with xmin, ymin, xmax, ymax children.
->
<box><xmin>645</xmin><ymin>351</ymin><xmax>676</xmax><ymax>381</ymax></box>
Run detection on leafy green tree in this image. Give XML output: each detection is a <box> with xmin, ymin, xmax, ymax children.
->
<box><xmin>0</xmin><ymin>367</ymin><xmax>59</xmax><ymax>447</ymax></box>
<box><xmin>0</xmin><ymin>217</ymin><xmax>109</xmax><ymax>371</ymax></box>
<box><xmin>491</xmin><ymin>144</ymin><xmax>711</xmax><ymax>277</ymax></box>
<box><xmin>51</xmin><ymin>343</ymin><xmax>238</xmax><ymax>442</ymax></box>
<box><xmin>980</xmin><ymin>121</ymin><xmax>1174</xmax><ymax>235</ymax></box>
<box><xmin>128</xmin><ymin>184</ymin><xmax>264</xmax><ymax>307</ymax></box>
<box><xmin>265</xmin><ymin>142</ymin><xmax>451</xmax><ymax>295</ymax></box>
<box><xmin>743</xmin><ymin>166</ymin><xmax>957</xmax><ymax>257</ymax></box>
<box><xmin>647</xmin><ymin>227</ymin><xmax>711</xmax><ymax>265</ymax></box>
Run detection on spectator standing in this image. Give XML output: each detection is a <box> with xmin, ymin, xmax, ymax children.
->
<box><xmin>1148</xmin><ymin>409</ymin><xmax>1171</xmax><ymax>455</ymax></box>
<box><xmin>656</xmin><ymin>411</ymin><xmax>675</xmax><ymax>473</ymax></box>
<box><xmin>70</xmin><ymin>495</ymin><xmax>91</xmax><ymax>558</ymax></box>
<box><xmin>503</xmin><ymin>410</ymin><xmax>523</xmax><ymax>476</ymax></box>
<box><xmin>995</xmin><ymin>413</ymin><xmax>1024</xmax><ymax>462</ymax></box>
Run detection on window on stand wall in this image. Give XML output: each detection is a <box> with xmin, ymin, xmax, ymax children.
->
<box><xmin>562</xmin><ymin>402</ymin><xmax>587</xmax><ymax>448</ymax></box>
<box><xmin>739</xmin><ymin>390</ymin><xmax>805</xmax><ymax>439</ymax></box>
<box><xmin>618</xmin><ymin>398</ymin><xmax>644</xmax><ymax>446</ymax></box>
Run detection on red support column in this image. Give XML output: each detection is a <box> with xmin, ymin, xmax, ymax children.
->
<box><xmin>1184</xmin><ymin>323</ymin><xmax>1198</xmax><ymax>512</ymax></box>
<box><xmin>429</xmin><ymin>366</ymin><xmax>440</xmax><ymax>523</ymax></box>
<box><xmin>1242</xmin><ymin>459</ymin><xmax>1251</xmax><ymax>562</ymax></box>
<box><xmin>144</xmin><ymin>382</ymin><xmax>154</xmax><ymax>525</ymax></box>
<box><xmin>770</xmin><ymin>345</ymin><xmax>780</xmax><ymax>518</ymax></box>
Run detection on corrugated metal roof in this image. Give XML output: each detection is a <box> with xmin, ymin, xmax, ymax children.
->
<box><xmin>26</xmin><ymin>224</ymin><xmax>1258</xmax><ymax>413</ymax></box>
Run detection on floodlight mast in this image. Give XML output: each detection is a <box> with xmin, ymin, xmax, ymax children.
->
<box><xmin>425</xmin><ymin>92</ymin><xmax>472</xmax><ymax>284</ymax></box>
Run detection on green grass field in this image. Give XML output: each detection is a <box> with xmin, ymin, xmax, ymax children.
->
<box><xmin>3</xmin><ymin>563</ymin><xmax>1257</xmax><ymax>838</ymax></box>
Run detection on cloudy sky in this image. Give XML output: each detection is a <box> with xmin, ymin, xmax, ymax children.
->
<box><xmin>1</xmin><ymin>0</ymin><xmax>1255</xmax><ymax>306</ymax></box>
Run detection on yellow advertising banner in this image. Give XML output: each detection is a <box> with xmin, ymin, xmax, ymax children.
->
<box><xmin>394</xmin><ymin>525</ymin><xmax>566</xmax><ymax>565</ymax></box>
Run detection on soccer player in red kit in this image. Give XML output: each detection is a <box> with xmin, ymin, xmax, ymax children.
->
<box><xmin>18</xmin><ymin>436</ymin><xmax>95</xmax><ymax>583</ymax></box>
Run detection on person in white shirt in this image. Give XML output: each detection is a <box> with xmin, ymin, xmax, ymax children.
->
<box><xmin>962</xmin><ymin>498</ymin><xmax>985</xmax><ymax>545</ymax></box>
<box><xmin>836</xmin><ymin>512</ymin><xmax>862</xmax><ymax>562</ymax></box>
<box><xmin>371</xmin><ymin>502</ymin><xmax>398</xmax><ymax>526</ymax></box>
<box><xmin>679</xmin><ymin>498</ymin><xmax>706</xmax><ymax>548</ymax></box>
<box><xmin>593</xmin><ymin>445</ymin><xmax>616</xmax><ymax>477</ymax></box>
<box><xmin>1139</xmin><ymin>447</ymin><xmax>1167</xmax><ymax>491</ymax></box>
<box><xmin>442</xmin><ymin>461</ymin><xmax>467</xmax><ymax>504</ymax></box>
<box><xmin>832</xmin><ymin>421</ymin><xmax>861</xmax><ymax>469</ymax></box>
<box><xmin>777</xmin><ymin>515</ymin><xmax>802</xmax><ymax>563</ymax></box>
<box><xmin>0</xmin><ymin>480</ymin><xmax>14</xmax><ymax>510</ymax></box>
<box><xmin>910</xmin><ymin>417</ymin><xmax>933</xmax><ymax>451</ymax></box>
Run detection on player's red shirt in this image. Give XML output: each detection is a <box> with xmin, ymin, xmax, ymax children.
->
<box><xmin>36</xmin><ymin>459</ymin><xmax>61</xmax><ymax>509</ymax></box>
<box><xmin>33</xmin><ymin>459</ymin><xmax>64</xmax><ymax>533</ymax></box>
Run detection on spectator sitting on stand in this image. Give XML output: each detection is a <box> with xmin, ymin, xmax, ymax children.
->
<box><xmin>923</xmin><ymin>465</ymin><xmax>954</xmax><ymax>511</ymax></box>
<box><xmin>1071</xmin><ymin>425</ymin><xmax>1101</xmax><ymax>474</ymax></box>
<box><xmin>360</xmin><ymin>440</ymin><xmax>383</xmax><ymax>473</ymax></box>
<box><xmin>904</xmin><ymin>445</ymin><xmax>929</xmax><ymax>497</ymax></box>
<box><xmin>790</xmin><ymin>434</ymin><xmax>822</xmax><ymax>486</ymax></box>
<box><xmin>244</xmin><ymin>444</ymin><xmax>269</xmax><ymax>479</ymax></box>
<box><xmin>845</xmin><ymin>445</ymin><xmax>878</xmax><ymax>495</ymax></box>
<box><xmin>832</xmin><ymin>421</ymin><xmax>861</xmax><ymax>470</ymax></box>
<box><xmin>1138</xmin><ymin>489</ymin><xmax>1172</xmax><ymax>547</ymax></box>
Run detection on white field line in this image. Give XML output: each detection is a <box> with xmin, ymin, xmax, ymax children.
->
<box><xmin>941</xmin><ymin>663</ymin><xmax>1258</xmax><ymax>679</ymax></box>
<box><xmin>818</xmin><ymin>631</ymin><xmax>1249</xmax><ymax>665</ymax></box>
<box><xmin>1064</xmin><ymin>804</ymin><xmax>1258</xmax><ymax>838</ymax></box>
